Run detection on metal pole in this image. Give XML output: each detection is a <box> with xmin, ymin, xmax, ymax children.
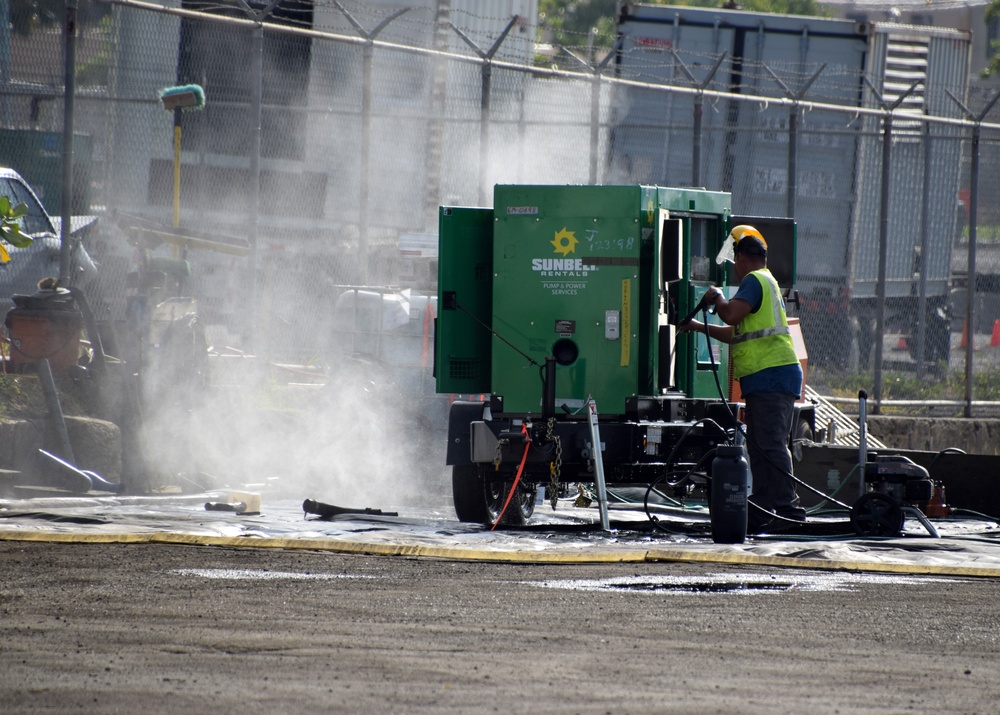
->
<box><xmin>172</xmin><ymin>106</ymin><xmax>182</xmax><ymax>228</ymax></box>
<box><xmin>360</xmin><ymin>42</ymin><xmax>373</xmax><ymax>283</ymax></box>
<box><xmin>763</xmin><ymin>63</ymin><xmax>824</xmax><ymax>219</ymax></box>
<box><xmin>247</xmin><ymin>24</ymin><xmax>263</xmax><ymax>352</ymax></box>
<box><xmin>589</xmin><ymin>70</ymin><xmax>601</xmax><ymax>185</ymax></box>
<box><xmin>586</xmin><ymin>398</ymin><xmax>610</xmax><ymax>532</ymax></box>
<box><xmin>787</xmin><ymin>106</ymin><xmax>798</xmax><ymax>219</ymax></box>
<box><xmin>945</xmin><ymin>89</ymin><xmax>1000</xmax><ymax>418</ymax></box>
<box><xmin>670</xmin><ymin>49</ymin><xmax>725</xmax><ymax>189</ymax></box>
<box><xmin>478</xmin><ymin>60</ymin><xmax>491</xmax><ymax>206</ymax></box>
<box><xmin>692</xmin><ymin>95</ymin><xmax>703</xmax><ymax>188</ymax></box>
<box><xmin>59</xmin><ymin>0</ymin><xmax>78</xmax><ymax>285</ymax></box>
<box><xmin>0</xmin><ymin>0</ymin><xmax>12</xmax><ymax>125</ymax></box>
<box><xmin>334</xmin><ymin>3</ymin><xmax>410</xmax><ymax>279</ymax></box>
<box><xmin>872</xmin><ymin>113</ymin><xmax>891</xmax><ymax>413</ymax></box>
<box><xmin>964</xmin><ymin>121</ymin><xmax>980</xmax><ymax>417</ymax></box>
<box><xmin>857</xmin><ymin>390</ymin><xmax>868</xmax><ymax>497</ymax></box>
<box><xmin>915</xmin><ymin>122</ymin><xmax>931</xmax><ymax>378</ymax></box>
<box><xmin>565</xmin><ymin>40</ymin><xmax>619</xmax><ymax>187</ymax></box>
<box><xmin>866</xmin><ymin>78</ymin><xmax>920</xmax><ymax>414</ymax></box>
<box><xmin>448</xmin><ymin>16</ymin><xmax>519</xmax><ymax>206</ymax></box>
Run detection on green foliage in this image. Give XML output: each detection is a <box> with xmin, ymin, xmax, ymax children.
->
<box><xmin>9</xmin><ymin>0</ymin><xmax>111</xmax><ymax>36</ymax></box>
<box><xmin>75</xmin><ymin>16</ymin><xmax>113</xmax><ymax>88</ymax></box>
<box><xmin>985</xmin><ymin>1</ymin><xmax>1000</xmax><ymax>78</ymax></box>
<box><xmin>0</xmin><ymin>196</ymin><xmax>34</xmax><ymax>264</ymax></box>
<box><xmin>0</xmin><ymin>375</ymin><xmax>40</xmax><ymax>418</ymax></box>
<box><xmin>0</xmin><ymin>374</ymin><xmax>91</xmax><ymax>419</ymax></box>
<box><xmin>537</xmin><ymin>0</ymin><xmax>618</xmax><ymax>65</ymax></box>
<box><xmin>815</xmin><ymin>366</ymin><xmax>1000</xmax><ymax>409</ymax></box>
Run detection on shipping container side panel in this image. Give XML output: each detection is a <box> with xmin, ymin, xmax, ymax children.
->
<box><xmin>436</xmin><ymin>207</ymin><xmax>494</xmax><ymax>395</ymax></box>
<box><xmin>612</xmin><ymin>18</ymin><xmax>736</xmax><ymax>188</ymax></box>
<box><xmin>921</xmin><ymin>33</ymin><xmax>972</xmax><ymax>285</ymax></box>
<box><xmin>491</xmin><ymin>185</ymin><xmax>643</xmax><ymax>415</ymax></box>
<box><xmin>849</xmin><ymin>28</ymin><xmax>971</xmax><ymax>299</ymax></box>
<box><xmin>728</xmin><ymin>29</ymin><xmax>866</xmax><ymax>253</ymax></box>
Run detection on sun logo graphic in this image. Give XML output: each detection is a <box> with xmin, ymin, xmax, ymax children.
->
<box><xmin>551</xmin><ymin>227</ymin><xmax>578</xmax><ymax>256</ymax></box>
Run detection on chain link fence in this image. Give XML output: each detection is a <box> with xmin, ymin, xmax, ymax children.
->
<box><xmin>3</xmin><ymin>0</ymin><xmax>1000</xmax><ymax>415</ymax></box>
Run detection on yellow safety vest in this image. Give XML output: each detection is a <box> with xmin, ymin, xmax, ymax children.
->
<box><xmin>730</xmin><ymin>269</ymin><xmax>798</xmax><ymax>380</ymax></box>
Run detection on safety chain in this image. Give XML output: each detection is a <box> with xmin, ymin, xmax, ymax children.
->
<box><xmin>493</xmin><ymin>436</ymin><xmax>509</xmax><ymax>470</ymax></box>
<box><xmin>546</xmin><ymin>417</ymin><xmax>562</xmax><ymax>510</ymax></box>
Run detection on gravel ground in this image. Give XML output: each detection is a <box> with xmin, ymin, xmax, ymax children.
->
<box><xmin>1</xmin><ymin>540</ymin><xmax>998</xmax><ymax>714</ymax></box>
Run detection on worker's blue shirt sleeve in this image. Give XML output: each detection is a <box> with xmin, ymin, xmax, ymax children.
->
<box><xmin>732</xmin><ymin>274</ymin><xmax>763</xmax><ymax>312</ymax></box>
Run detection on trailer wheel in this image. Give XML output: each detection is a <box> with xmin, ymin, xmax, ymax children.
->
<box><xmin>792</xmin><ymin>418</ymin><xmax>813</xmax><ymax>461</ymax></box>
<box><xmin>452</xmin><ymin>464</ymin><xmax>535</xmax><ymax>526</ymax></box>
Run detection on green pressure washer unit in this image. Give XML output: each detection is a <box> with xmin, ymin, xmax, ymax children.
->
<box><xmin>435</xmin><ymin>184</ymin><xmax>813</xmax><ymax>539</ymax></box>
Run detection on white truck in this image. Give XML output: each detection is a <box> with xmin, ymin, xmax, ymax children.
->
<box><xmin>0</xmin><ymin>167</ymin><xmax>98</xmax><ymax>310</ymax></box>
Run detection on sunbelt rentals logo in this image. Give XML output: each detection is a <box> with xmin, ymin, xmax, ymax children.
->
<box><xmin>532</xmin><ymin>227</ymin><xmax>595</xmax><ymax>276</ymax></box>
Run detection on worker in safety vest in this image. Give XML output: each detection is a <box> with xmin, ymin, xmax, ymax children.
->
<box><xmin>676</xmin><ymin>225</ymin><xmax>805</xmax><ymax>530</ymax></box>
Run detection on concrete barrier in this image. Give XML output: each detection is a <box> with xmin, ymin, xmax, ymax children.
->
<box><xmin>0</xmin><ymin>416</ymin><xmax>121</xmax><ymax>496</ymax></box>
<box><xmin>867</xmin><ymin>416</ymin><xmax>1000</xmax><ymax>456</ymax></box>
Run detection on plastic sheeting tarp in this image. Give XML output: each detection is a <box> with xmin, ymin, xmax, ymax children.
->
<box><xmin>2</xmin><ymin>494</ymin><xmax>1000</xmax><ymax>577</ymax></box>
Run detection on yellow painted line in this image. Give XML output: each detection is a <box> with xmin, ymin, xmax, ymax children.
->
<box><xmin>3</xmin><ymin>529</ymin><xmax>1000</xmax><ymax>578</ymax></box>
<box><xmin>0</xmin><ymin>530</ymin><xmax>648</xmax><ymax>563</ymax></box>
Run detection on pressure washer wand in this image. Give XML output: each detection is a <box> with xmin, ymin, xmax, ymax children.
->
<box><xmin>677</xmin><ymin>294</ymin><xmax>711</xmax><ymax>326</ymax></box>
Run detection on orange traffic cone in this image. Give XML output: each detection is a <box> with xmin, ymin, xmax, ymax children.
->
<box><xmin>991</xmin><ymin>319</ymin><xmax>1000</xmax><ymax>348</ymax></box>
<box><xmin>961</xmin><ymin>319</ymin><xmax>968</xmax><ymax>349</ymax></box>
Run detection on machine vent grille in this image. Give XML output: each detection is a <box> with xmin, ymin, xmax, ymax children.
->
<box><xmin>449</xmin><ymin>358</ymin><xmax>482</xmax><ymax>381</ymax></box>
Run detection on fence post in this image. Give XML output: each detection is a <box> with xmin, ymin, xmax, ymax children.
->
<box><xmin>0</xmin><ymin>0</ymin><xmax>11</xmax><ymax>125</ymax></box>
<box><xmin>232</xmin><ymin>0</ymin><xmax>286</xmax><ymax>352</ymax></box>
<box><xmin>59</xmin><ymin>0</ymin><xmax>78</xmax><ymax>286</ymax></box>
<box><xmin>448</xmin><ymin>16</ymin><xmax>520</xmax><ymax>206</ymax></box>
<box><xmin>669</xmin><ymin>49</ymin><xmax>725</xmax><ymax>188</ymax></box>
<box><xmin>872</xmin><ymin>109</ymin><xmax>892</xmax><ymax>414</ymax></box>
<box><xmin>915</xmin><ymin>121</ymin><xmax>932</xmax><ymax>379</ymax></box>
<box><xmin>564</xmin><ymin>38</ymin><xmax>621</xmax><ymax>186</ymax></box>
<box><xmin>335</xmin><ymin>3</ymin><xmax>411</xmax><ymax>284</ymax></box>
<box><xmin>763</xmin><ymin>63</ymin><xmax>824</xmax><ymax>220</ymax></box>
<box><xmin>947</xmin><ymin>89</ymin><xmax>1000</xmax><ymax>417</ymax></box>
<box><xmin>247</xmin><ymin>24</ymin><xmax>262</xmax><ymax>350</ymax></box>
<box><xmin>865</xmin><ymin>78</ymin><xmax>920</xmax><ymax>414</ymax></box>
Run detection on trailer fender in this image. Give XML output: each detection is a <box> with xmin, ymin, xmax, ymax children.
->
<box><xmin>446</xmin><ymin>400</ymin><xmax>488</xmax><ymax>466</ymax></box>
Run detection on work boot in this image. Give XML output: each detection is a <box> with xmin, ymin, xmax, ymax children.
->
<box><xmin>775</xmin><ymin>506</ymin><xmax>807</xmax><ymax>522</ymax></box>
<box><xmin>747</xmin><ymin>502</ymin><xmax>776</xmax><ymax>535</ymax></box>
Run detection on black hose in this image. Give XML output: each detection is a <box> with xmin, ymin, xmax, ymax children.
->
<box><xmin>694</xmin><ymin>301</ymin><xmax>852</xmax><ymax>511</ymax></box>
<box><xmin>644</xmin><ymin>449</ymin><xmax>718</xmax><ymax>534</ymax></box>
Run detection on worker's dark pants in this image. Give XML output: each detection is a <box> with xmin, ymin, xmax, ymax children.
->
<box><xmin>744</xmin><ymin>391</ymin><xmax>800</xmax><ymax>514</ymax></box>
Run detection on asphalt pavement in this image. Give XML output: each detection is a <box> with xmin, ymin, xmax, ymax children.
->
<box><xmin>1</xmin><ymin>493</ymin><xmax>1000</xmax><ymax>714</ymax></box>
